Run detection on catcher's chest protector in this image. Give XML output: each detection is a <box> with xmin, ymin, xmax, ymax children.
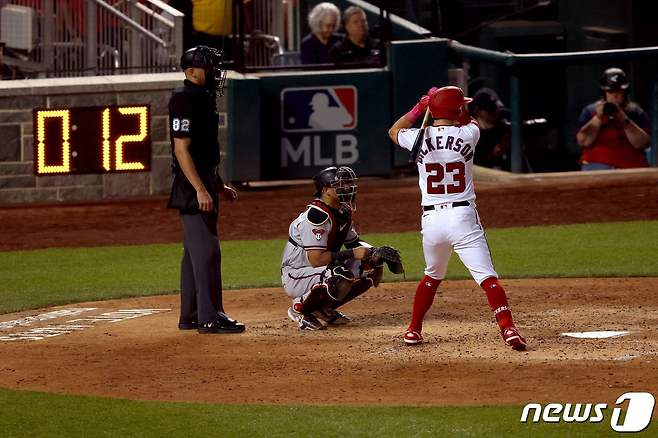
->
<box><xmin>309</xmin><ymin>200</ymin><xmax>352</xmax><ymax>252</ymax></box>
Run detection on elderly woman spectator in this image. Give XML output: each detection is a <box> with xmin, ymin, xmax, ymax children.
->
<box><xmin>301</xmin><ymin>2</ymin><xmax>341</xmax><ymax>64</ymax></box>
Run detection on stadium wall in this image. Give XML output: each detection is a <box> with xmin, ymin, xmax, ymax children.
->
<box><xmin>0</xmin><ymin>39</ymin><xmax>449</xmax><ymax>205</ymax></box>
<box><xmin>0</xmin><ymin>72</ymin><xmax>230</xmax><ymax>204</ymax></box>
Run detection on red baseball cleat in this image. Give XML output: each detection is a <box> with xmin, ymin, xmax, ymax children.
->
<box><xmin>403</xmin><ymin>330</ymin><xmax>423</xmax><ymax>345</ymax></box>
<box><xmin>502</xmin><ymin>326</ymin><xmax>527</xmax><ymax>351</ymax></box>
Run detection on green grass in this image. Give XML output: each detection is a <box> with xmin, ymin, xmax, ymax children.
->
<box><xmin>0</xmin><ymin>387</ymin><xmax>645</xmax><ymax>438</ymax></box>
<box><xmin>1</xmin><ymin>222</ymin><xmax>658</xmax><ymax>436</ymax></box>
<box><xmin>0</xmin><ymin>221</ymin><xmax>656</xmax><ymax>314</ymax></box>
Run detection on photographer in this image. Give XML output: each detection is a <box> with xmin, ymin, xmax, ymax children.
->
<box><xmin>470</xmin><ymin>88</ymin><xmax>511</xmax><ymax>171</ymax></box>
<box><xmin>576</xmin><ymin>67</ymin><xmax>650</xmax><ymax>170</ymax></box>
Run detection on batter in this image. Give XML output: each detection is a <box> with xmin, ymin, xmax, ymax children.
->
<box><xmin>388</xmin><ymin>86</ymin><xmax>527</xmax><ymax>350</ymax></box>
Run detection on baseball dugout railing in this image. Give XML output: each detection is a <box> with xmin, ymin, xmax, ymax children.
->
<box><xmin>449</xmin><ymin>40</ymin><xmax>658</xmax><ymax>172</ymax></box>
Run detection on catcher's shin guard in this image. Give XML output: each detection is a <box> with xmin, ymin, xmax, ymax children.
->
<box><xmin>299</xmin><ymin>284</ymin><xmax>330</xmax><ymax>315</ymax></box>
<box><xmin>333</xmin><ymin>277</ymin><xmax>374</xmax><ymax>309</ymax></box>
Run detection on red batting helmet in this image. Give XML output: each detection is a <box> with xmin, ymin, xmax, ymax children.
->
<box><xmin>428</xmin><ymin>86</ymin><xmax>473</xmax><ymax>120</ymax></box>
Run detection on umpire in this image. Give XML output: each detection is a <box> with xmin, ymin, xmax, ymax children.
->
<box><xmin>167</xmin><ymin>45</ymin><xmax>245</xmax><ymax>334</ymax></box>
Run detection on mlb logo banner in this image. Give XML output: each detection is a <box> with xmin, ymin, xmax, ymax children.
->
<box><xmin>281</xmin><ymin>86</ymin><xmax>357</xmax><ymax>133</ymax></box>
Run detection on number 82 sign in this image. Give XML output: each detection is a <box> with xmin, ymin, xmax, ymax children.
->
<box><xmin>33</xmin><ymin>105</ymin><xmax>151</xmax><ymax>175</ymax></box>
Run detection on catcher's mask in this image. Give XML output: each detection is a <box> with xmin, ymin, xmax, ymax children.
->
<box><xmin>180</xmin><ymin>45</ymin><xmax>227</xmax><ymax>97</ymax></box>
<box><xmin>313</xmin><ymin>166</ymin><xmax>358</xmax><ymax>212</ymax></box>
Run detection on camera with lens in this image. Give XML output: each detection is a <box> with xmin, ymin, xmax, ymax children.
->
<box><xmin>602</xmin><ymin>102</ymin><xmax>618</xmax><ymax>117</ymax></box>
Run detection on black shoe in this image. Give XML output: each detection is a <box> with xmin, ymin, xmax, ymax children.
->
<box><xmin>198</xmin><ymin>312</ymin><xmax>246</xmax><ymax>334</ymax></box>
<box><xmin>178</xmin><ymin>322</ymin><xmax>198</xmax><ymax>330</ymax></box>
<box><xmin>318</xmin><ymin>308</ymin><xmax>351</xmax><ymax>325</ymax></box>
<box><xmin>287</xmin><ymin>307</ymin><xmax>326</xmax><ymax>330</ymax></box>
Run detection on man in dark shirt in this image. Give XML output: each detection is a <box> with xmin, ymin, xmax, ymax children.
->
<box><xmin>167</xmin><ymin>45</ymin><xmax>245</xmax><ymax>334</ymax></box>
<box><xmin>328</xmin><ymin>6</ymin><xmax>384</xmax><ymax>66</ymax></box>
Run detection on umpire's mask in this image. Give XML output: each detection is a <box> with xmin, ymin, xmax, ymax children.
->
<box><xmin>331</xmin><ymin>166</ymin><xmax>358</xmax><ymax>213</ymax></box>
<box><xmin>180</xmin><ymin>45</ymin><xmax>228</xmax><ymax>97</ymax></box>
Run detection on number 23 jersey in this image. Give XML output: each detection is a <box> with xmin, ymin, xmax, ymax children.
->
<box><xmin>397</xmin><ymin>122</ymin><xmax>480</xmax><ymax>206</ymax></box>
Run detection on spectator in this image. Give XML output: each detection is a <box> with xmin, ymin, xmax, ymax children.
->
<box><xmin>470</xmin><ymin>88</ymin><xmax>511</xmax><ymax>171</ymax></box>
<box><xmin>328</xmin><ymin>6</ymin><xmax>384</xmax><ymax>66</ymax></box>
<box><xmin>301</xmin><ymin>2</ymin><xmax>341</xmax><ymax>64</ymax></box>
<box><xmin>189</xmin><ymin>0</ymin><xmax>233</xmax><ymax>57</ymax></box>
<box><xmin>576</xmin><ymin>67</ymin><xmax>650</xmax><ymax>170</ymax></box>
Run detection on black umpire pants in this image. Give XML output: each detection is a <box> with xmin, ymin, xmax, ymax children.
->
<box><xmin>179</xmin><ymin>210</ymin><xmax>224</xmax><ymax>325</ymax></box>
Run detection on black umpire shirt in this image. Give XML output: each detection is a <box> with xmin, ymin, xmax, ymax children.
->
<box><xmin>167</xmin><ymin>79</ymin><xmax>221</xmax><ymax>211</ymax></box>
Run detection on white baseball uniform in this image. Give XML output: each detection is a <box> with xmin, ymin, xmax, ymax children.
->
<box><xmin>397</xmin><ymin>122</ymin><xmax>498</xmax><ymax>284</ymax></box>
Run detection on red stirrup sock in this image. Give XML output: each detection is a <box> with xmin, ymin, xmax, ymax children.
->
<box><xmin>408</xmin><ymin>275</ymin><xmax>442</xmax><ymax>333</ymax></box>
<box><xmin>481</xmin><ymin>276</ymin><xmax>514</xmax><ymax>330</ymax></box>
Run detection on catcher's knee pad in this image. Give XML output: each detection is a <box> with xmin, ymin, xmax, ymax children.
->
<box><xmin>324</xmin><ymin>265</ymin><xmax>355</xmax><ymax>301</ymax></box>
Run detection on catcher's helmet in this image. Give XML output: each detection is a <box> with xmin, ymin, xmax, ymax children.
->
<box><xmin>600</xmin><ymin>67</ymin><xmax>629</xmax><ymax>91</ymax></box>
<box><xmin>180</xmin><ymin>45</ymin><xmax>228</xmax><ymax>96</ymax></box>
<box><xmin>428</xmin><ymin>86</ymin><xmax>473</xmax><ymax>120</ymax></box>
<box><xmin>313</xmin><ymin>166</ymin><xmax>358</xmax><ymax>211</ymax></box>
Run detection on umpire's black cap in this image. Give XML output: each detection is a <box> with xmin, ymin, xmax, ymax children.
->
<box><xmin>180</xmin><ymin>45</ymin><xmax>228</xmax><ymax>96</ymax></box>
<box><xmin>180</xmin><ymin>45</ymin><xmax>216</xmax><ymax>70</ymax></box>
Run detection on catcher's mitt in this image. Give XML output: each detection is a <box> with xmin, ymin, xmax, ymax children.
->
<box><xmin>368</xmin><ymin>246</ymin><xmax>404</xmax><ymax>275</ymax></box>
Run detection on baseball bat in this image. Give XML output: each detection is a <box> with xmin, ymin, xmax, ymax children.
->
<box><xmin>409</xmin><ymin>108</ymin><xmax>432</xmax><ymax>164</ymax></box>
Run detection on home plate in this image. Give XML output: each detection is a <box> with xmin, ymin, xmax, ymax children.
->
<box><xmin>561</xmin><ymin>331</ymin><xmax>630</xmax><ymax>339</ymax></box>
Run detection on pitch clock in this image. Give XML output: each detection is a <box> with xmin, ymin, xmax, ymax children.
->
<box><xmin>33</xmin><ymin>105</ymin><xmax>151</xmax><ymax>175</ymax></box>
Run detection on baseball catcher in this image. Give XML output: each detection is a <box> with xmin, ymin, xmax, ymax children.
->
<box><xmin>281</xmin><ymin>166</ymin><xmax>404</xmax><ymax>330</ymax></box>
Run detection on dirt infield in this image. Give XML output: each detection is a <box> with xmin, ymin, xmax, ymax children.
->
<box><xmin>1</xmin><ymin>170</ymin><xmax>658</xmax><ymax>251</ymax></box>
<box><xmin>1</xmin><ymin>170</ymin><xmax>657</xmax><ymax>406</ymax></box>
<box><xmin>1</xmin><ymin>278</ymin><xmax>657</xmax><ymax>405</ymax></box>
